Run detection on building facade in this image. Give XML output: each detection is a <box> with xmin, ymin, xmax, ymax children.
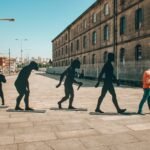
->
<box><xmin>50</xmin><ymin>0</ymin><xmax>150</xmax><ymax>83</ymax></box>
<box><xmin>0</xmin><ymin>57</ymin><xmax>16</xmax><ymax>74</ymax></box>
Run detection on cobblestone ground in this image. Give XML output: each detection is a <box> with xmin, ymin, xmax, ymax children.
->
<box><xmin>0</xmin><ymin>72</ymin><xmax>150</xmax><ymax>150</ymax></box>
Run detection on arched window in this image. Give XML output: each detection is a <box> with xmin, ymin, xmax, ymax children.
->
<box><xmin>120</xmin><ymin>48</ymin><xmax>125</xmax><ymax>63</ymax></box>
<box><xmin>103</xmin><ymin>51</ymin><xmax>108</xmax><ymax>63</ymax></box>
<box><xmin>135</xmin><ymin>45</ymin><xmax>142</xmax><ymax>61</ymax></box>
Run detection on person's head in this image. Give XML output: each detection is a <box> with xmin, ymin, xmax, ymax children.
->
<box><xmin>108</xmin><ymin>53</ymin><xmax>114</xmax><ymax>62</ymax></box>
<box><xmin>0</xmin><ymin>74</ymin><xmax>6</xmax><ymax>83</ymax></box>
<box><xmin>29</xmin><ymin>61</ymin><xmax>39</xmax><ymax>70</ymax></box>
<box><xmin>71</xmin><ymin>59</ymin><xmax>80</xmax><ymax>69</ymax></box>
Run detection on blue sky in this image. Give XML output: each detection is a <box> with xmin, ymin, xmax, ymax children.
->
<box><xmin>0</xmin><ymin>0</ymin><xmax>96</xmax><ymax>59</ymax></box>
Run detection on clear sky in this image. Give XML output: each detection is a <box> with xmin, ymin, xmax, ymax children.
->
<box><xmin>0</xmin><ymin>0</ymin><xmax>96</xmax><ymax>59</ymax></box>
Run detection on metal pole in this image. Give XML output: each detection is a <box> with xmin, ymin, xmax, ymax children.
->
<box><xmin>113</xmin><ymin>0</ymin><xmax>118</xmax><ymax>79</ymax></box>
<box><xmin>9</xmin><ymin>48</ymin><xmax>11</xmax><ymax>75</ymax></box>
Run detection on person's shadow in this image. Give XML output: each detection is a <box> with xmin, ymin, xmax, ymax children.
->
<box><xmin>89</xmin><ymin>111</ymin><xmax>140</xmax><ymax>116</ymax></box>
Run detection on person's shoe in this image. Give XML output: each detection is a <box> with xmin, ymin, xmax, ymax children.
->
<box><xmin>95</xmin><ymin>109</ymin><xmax>104</xmax><ymax>113</ymax></box>
<box><xmin>137</xmin><ymin>111</ymin><xmax>144</xmax><ymax>115</ymax></box>
<box><xmin>68</xmin><ymin>106</ymin><xmax>76</xmax><ymax>109</ymax></box>
<box><xmin>25</xmin><ymin>107</ymin><xmax>34</xmax><ymax>111</ymax></box>
<box><xmin>15</xmin><ymin>106</ymin><xmax>24</xmax><ymax>111</ymax></box>
<box><xmin>58</xmin><ymin>102</ymin><xmax>62</xmax><ymax>109</ymax></box>
<box><xmin>117</xmin><ymin>109</ymin><xmax>126</xmax><ymax>114</ymax></box>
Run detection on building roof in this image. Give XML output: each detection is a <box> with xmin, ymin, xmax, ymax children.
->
<box><xmin>51</xmin><ymin>0</ymin><xmax>101</xmax><ymax>42</ymax></box>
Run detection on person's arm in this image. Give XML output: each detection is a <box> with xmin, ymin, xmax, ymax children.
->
<box><xmin>73</xmin><ymin>79</ymin><xmax>83</xmax><ymax>90</ymax></box>
<box><xmin>56</xmin><ymin>69</ymin><xmax>68</xmax><ymax>88</ymax></box>
<box><xmin>95</xmin><ymin>65</ymin><xmax>105</xmax><ymax>87</ymax></box>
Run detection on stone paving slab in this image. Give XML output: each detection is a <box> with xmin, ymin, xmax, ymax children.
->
<box><xmin>0</xmin><ymin>72</ymin><xmax>149</xmax><ymax>150</ymax></box>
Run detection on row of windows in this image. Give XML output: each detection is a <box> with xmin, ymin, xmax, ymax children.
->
<box><xmin>54</xmin><ymin>7</ymin><xmax>144</xmax><ymax>56</ymax></box>
<box><xmin>120</xmin><ymin>8</ymin><xmax>143</xmax><ymax>35</ymax></box>
<box><xmin>120</xmin><ymin>45</ymin><xmax>142</xmax><ymax>63</ymax></box>
<box><xmin>54</xmin><ymin>2</ymin><xmax>110</xmax><ymax>48</ymax></box>
<box><xmin>55</xmin><ymin>25</ymin><xmax>109</xmax><ymax>57</ymax></box>
<box><xmin>54</xmin><ymin>44</ymin><xmax>143</xmax><ymax>67</ymax></box>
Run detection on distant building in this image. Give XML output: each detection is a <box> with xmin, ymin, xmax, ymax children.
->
<box><xmin>51</xmin><ymin>0</ymin><xmax>150</xmax><ymax>83</ymax></box>
<box><xmin>0</xmin><ymin>57</ymin><xmax>16</xmax><ymax>74</ymax></box>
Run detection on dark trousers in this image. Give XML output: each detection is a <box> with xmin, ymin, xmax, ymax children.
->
<box><xmin>96</xmin><ymin>83</ymin><xmax>121</xmax><ymax>111</ymax></box>
<box><xmin>59</xmin><ymin>85</ymin><xmax>74</xmax><ymax>107</ymax></box>
<box><xmin>15</xmin><ymin>84</ymin><xmax>30</xmax><ymax>109</ymax></box>
<box><xmin>138</xmin><ymin>89</ymin><xmax>150</xmax><ymax>113</ymax></box>
<box><xmin>0</xmin><ymin>89</ymin><xmax>4</xmax><ymax>105</ymax></box>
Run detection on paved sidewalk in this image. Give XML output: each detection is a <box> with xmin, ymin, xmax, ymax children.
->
<box><xmin>0</xmin><ymin>72</ymin><xmax>150</xmax><ymax>150</ymax></box>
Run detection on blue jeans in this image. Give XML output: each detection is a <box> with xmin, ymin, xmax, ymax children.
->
<box><xmin>138</xmin><ymin>89</ymin><xmax>150</xmax><ymax>113</ymax></box>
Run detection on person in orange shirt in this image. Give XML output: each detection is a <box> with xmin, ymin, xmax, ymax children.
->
<box><xmin>138</xmin><ymin>69</ymin><xmax>150</xmax><ymax>114</ymax></box>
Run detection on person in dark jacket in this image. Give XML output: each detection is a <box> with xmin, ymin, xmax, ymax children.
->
<box><xmin>0</xmin><ymin>74</ymin><xmax>6</xmax><ymax>105</ymax></box>
<box><xmin>56</xmin><ymin>59</ymin><xmax>82</xmax><ymax>109</ymax></box>
<box><xmin>95</xmin><ymin>53</ymin><xmax>126</xmax><ymax>113</ymax></box>
<box><xmin>14</xmin><ymin>61</ymin><xmax>38</xmax><ymax>110</ymax></box>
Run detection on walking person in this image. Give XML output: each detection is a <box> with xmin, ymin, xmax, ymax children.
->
<box><xmin>95</xmin><ymin>53</ymin><xmax>126</xmax><ymax>113</ymax></box>
<box><xmin>0</xmin><ymin>74</ymin><xmax>6</xmax><ymax>105</ymax></box>
<box><xmin>138</xmin><ymin>69</ymin><xmax>150</xmax><ymax>114</ymax></box>
<box><xmin>56</xmin><ymin>59</ymin><xmax>83</xmax><ymax>109</ymax></box>
<box><xmin>14</xmin><ymin>61</ymin><xmax>38</xmax><ymax>110</ymax></box>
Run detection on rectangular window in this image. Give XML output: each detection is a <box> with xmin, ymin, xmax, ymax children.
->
<box><xmin>104</xmin><ymin>25</ymin><xmax>109</xmax><ymax>40</ymax></box>
<box><xmin>92</xmin><ymin>54</ymin><xmax>96</xmax><ymax>64</ymax></box>
<box><xmin>66</xmin><ymin>45</ymin><xmax>68</xmax><ymax>54</ymax></box>
<box><xmin>120</xmin><ymin>16</ymin><xmax>126</xmax><ymax>35</ymax></box>
<box><xmin>71</xmin><ymin>42</ymin><xmax>73</xmax><ymax>52</ymax></box>
<box><xmin>83</xmin><ymin>35</ymin><xmax>87</xmax><ymax>49</ymax></box>
<box><xmin>92</xmin><ymin>31</ymin><xmax>97</xmax><ymax>45</ymax></box>
<box><xmin>76</xmin><ymin>40</ymin><xmax>79</xmax><ymax>51</ymax></box>
<box><xmin>83</xmin><ymin>56</ymin><xmax>86</xmax><ymax>64</ymax></box>
<box><xmin>104</xmin><ymin>3</ymin><xmax>109</xmax><ymax>16</ymax></box>
<box><xmin>83</xmin><ymin>19</ymin><xmax>87</xmax><ymax>29</ymax></box>
<box><xmin>135</xmin><ymin>8</ymin><xmax>143</xmax><ymax>30</ymax></box>
<box><xmin>92</xmin><ymin>13</ymin><xmax>97</xmax><ymax>23</ymax></box>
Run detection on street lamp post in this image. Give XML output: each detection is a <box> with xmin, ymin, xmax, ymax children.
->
<box><xmin>9</xmin><ymin>48</ymin><xmax>11</xmax><ymax>75</ymax></box>
<box><xmin>0</xmin><ymin>18</ymin><xmax>15</xmax><ymax>75</ymax></box>
<box><xmin>0</xmin><ymin>18</ymin><xmax>15</xmax><ymax>22</ymax></box>
<box><xmin>15</xmin><ymin>39</ymin><xmax>28</xmax><ymax>68</ymax></box>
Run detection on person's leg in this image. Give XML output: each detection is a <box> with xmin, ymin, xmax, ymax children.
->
<box><xmin>68</xmin><ymin>86</ymin><xmax>74</xmax><ymax>109</ymax></box>
<box><xmin>15</xmin><ymin>86</ymin><xmax>25</xmax><ymax>110</ymax></box>
<box><xmin>109</xmin><ymin>84</ymin><xmax>126</xmax><ymax>113</ymax></box>
<box><xmin>0</xmin><ymin>90</ymin><xmax>4</xmax><ymax>105</ymax></box>
<box><xmin>147</xmin><ymin>89</ymin><xmax>150</xmax><ymax>110</ymax></box>
<box><xmin>24</xmin><ymin>90</ymin><xmax>31</xmax><ymax>110</ymax></box>
<box><xmin>95</xmin><ymin>84</ymin><xmax>107</xmax><ymax>112</ymax></box>
<box><xmin>58</xmin><ymin>85</ymin><xmax>69</xmax><ymax>109</ymax></box>
<box><xmin>138</xmin><ymin>89</ymin><xmax>150</xmax><ymax>114</ymax></box>
<box><xmin>15</xmin><ymin>94</ymin><xmax>24</xmax><ymax>110</ymax></box>
<box><xmin>148</xmin><ymin>96</ymin><xmax>150</xmax><ymax>110</ymax></box>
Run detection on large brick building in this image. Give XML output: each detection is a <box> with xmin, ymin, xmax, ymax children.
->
<box><xmin>49</xmin><ymin>0</ymin><xmax>150</xmax><ymax>83</ymax></box>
